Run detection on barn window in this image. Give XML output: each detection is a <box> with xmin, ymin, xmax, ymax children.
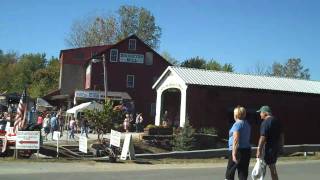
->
<box><xmin>110</xmin><ymin>49</ymin><xmax>118</xmax><ymax>62</ymax></box>
<box><xmin>128</xmin><ymin>39</ymin><xmax>136</xmax><ymax>50</ymax></box>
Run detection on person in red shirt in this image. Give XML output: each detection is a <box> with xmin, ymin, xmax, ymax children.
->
<box><xmin>37</xmin><ymin>113</ymin><xmax>44</xmax><ymax>127</ymax></box>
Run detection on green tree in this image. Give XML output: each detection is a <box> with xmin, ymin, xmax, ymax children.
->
<box><xmin>180</xmin><ymin>56</ymin><xmax>206</xmax><ymax>69</ymax></box>
<box><xmin>269</xmin><ymin>58</ymin><xmax>310</xmax><ymax>79</ymax></box>
<box><xmin>180</xmin><ymin>57</ymin><xmax>234</xmax><ymax>72</ymax></box>
<box><xmin>13</xmin><ymin>53</ymin><xmax>46</xmax><ymax>93</ymax></box>
<box><xmin>0</xmin><ymin>50</ymin><xmax>60</xmax><ymax>97</ymax></box>
<box><xmin>84</xmin><ymin>99</ymin><xmax>124</xmax><ymax>140</ymax></box>
<box><xmin>0</xmin><ymin>50</ymin><xmax>18</xmax><ymax>93</ymax></box>
<box><xmin>66</xmin><ymin>5</ymin><xmax>161</xmax><ymax>49</ymax></box>
<box><xmin>205</xmin><ymin>60</ymin><xmax>234</xmax><ymax>72</ymax></box>
<box><xmin>29</xmin><ymin>57</ymin><xmax>60</xmax><ymax>98</ymax></box>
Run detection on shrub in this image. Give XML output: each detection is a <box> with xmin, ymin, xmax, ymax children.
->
<box><xmin>172</xmin><ymin>119</ymin><xmax>196</xmax><ymax>151</ymax></box>
<box><xmin>145</xmin><ymin>124</ymin><xmax>157</xmax><ymax>129</ymax></box>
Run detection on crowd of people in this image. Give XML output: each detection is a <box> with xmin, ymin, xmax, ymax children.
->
<box><xmin>0</xmin><ymin>112</ymin><xmax>12</xmax><ymax>131</ymax></box>
<box><xmin>33</xmin><ymin>111</ymin><xmax>91</xmax><ymax>141</ymax></box>
<box><xmin>123</xmin><ymin>112</ymin><xmax>144</xmax><ymax>133</ymax></box>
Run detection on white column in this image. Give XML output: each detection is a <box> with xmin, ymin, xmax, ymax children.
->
<box><xmin>179</xmin><ymin>87</ymin><xmax>187</xmax><ymax>127</ymax></box>
<box><xmin>155</xmin><ymin>89</ymin><xmax>162</xmax><ymax>126</ymax></box>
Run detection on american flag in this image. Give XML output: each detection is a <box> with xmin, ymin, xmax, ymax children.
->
<box><xmin>13</xmin><ymin>89</ymin><xmax>27</xmax><ymax>133</ymax></box>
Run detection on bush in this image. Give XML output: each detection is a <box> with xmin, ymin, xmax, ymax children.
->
<box><xmin>172</xmin><ymin>119</ymin><xmax>196</xmax><ymax>151</ymax></box>
<box><xmin>145</xmin><ymin>124</ymin><xmax>157</xmax><ymax>129</ymax></box>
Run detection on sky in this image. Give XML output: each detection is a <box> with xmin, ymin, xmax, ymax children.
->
<box><xmin>1</xmin><ymin>0</ymin><xmax>320</xmax><ymax>80</ymax></box>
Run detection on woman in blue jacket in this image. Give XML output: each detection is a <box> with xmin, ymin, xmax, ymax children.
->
<box><xmin>225</xmin><ymin>106</ymin><xmax>251</xmax><ymax>180</ymax></box>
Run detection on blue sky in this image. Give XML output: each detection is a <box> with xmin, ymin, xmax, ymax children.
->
<box><xmin>1</xmin><ymin>0</ymin><xmax>319</xmax><ymax>80</ymax></box>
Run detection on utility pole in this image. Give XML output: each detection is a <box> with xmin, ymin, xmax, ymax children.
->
<box><xmin>102</xmin><ymin>54</ymin><xmax>108</xmax><ymax>102</ymax></box>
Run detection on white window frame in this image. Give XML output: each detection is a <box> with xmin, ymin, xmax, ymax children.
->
<box><xmin>126</xmin><ymin>75</ymin><xmax>135</xmax><ymax>88</ymax></box>
<box><xmin>110</xmin><ymin>49</ymin><xmax>118</xmax><ymax>62</ymax></box>
<box><xmin>128</xmin><ymin>39</ymin><xmax>136</xmax><ymax>50</ymax></box>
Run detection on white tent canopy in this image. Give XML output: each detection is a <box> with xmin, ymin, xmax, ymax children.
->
<box><xmin>66</xmin><ymin>101</ymin><xmax>103</xmax><ymax>116</ymax></box>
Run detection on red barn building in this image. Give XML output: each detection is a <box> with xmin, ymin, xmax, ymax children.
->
<box><xmin>45</xmin><ymin>35</ymin><xmax>171</xmax><ymax>124</ymax></box>
<box><xmin>153</xmin><ymin>66</ymin><xmax>320</xmax><ymax>145</ymax></box>
<box><xmin>44</xmin><ymin>44</ymin><xmax>111</xmax><ymax>107</ymax></box>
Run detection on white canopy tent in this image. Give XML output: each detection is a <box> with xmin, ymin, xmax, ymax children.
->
<box><xmin>66</xmin><ymin>101</ymin><xmax>103</xmax><ymax>118</ymax></box>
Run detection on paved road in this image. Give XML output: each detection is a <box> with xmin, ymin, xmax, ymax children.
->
<box><xmin>0</xmin><ymin>160</ymin><xmax>319</xmax><ymax>180</ymax></box>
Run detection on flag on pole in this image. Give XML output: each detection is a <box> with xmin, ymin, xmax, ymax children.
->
<box><xmin>13</xmin><ymin>89</ymin><xmax>27</xmax><ymax>133</ymax></box>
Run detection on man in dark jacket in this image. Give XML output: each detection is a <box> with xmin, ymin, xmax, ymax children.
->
<box><xmin>256</xmin><ymin>106</ymin><xmax>284</xmax><ymax>180</ymax></box>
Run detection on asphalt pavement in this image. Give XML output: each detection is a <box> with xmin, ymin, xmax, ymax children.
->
<box><xmin>0</xmin><ymin>160</ymin><xmax>319</xmax><ymax>180</ymax></box>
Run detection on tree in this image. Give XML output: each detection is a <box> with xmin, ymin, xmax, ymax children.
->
<box><xmin>84</xmin><ymin>99</ymin><xmax>124</xmax><ymax>140</ymax></box>
<box><xmin>161</xmin><ymin>51</ymin><xmax>179</xmax><ymax>65</ymax></box>
<box><xmin>13</xmin><ymin>53</ymin><xmax>47</xmax><ymax>91</ymax></box>
<box><xmin>172</xmin><ymin>119</ymin><xmax>196</xmax><ymax>151</ymax></box>
<box><xmin>117</xmin><ymin>6</ymin><xmax>161</xmax><ymax>49</ymax></box>
<box><xmin>65</xmin><ymin>5</ymin><xmax>161</xmax><ymax>49</ymax></box>
<box><xmin>247</xmin><ymin>61</ymin><xmax>270</xmax><ymax>75</ymax></box>
<box><xmin>0</xmin><ymin>50</ymin><xmax>60</xmax><ymax>97</ymax></box>
<box><xmin>205</xmin><ymin>60</ymin><xmax>234</xmax><ymax>72</ymax></box>
<box><xmin>180</xmin><ymin>56</ymin><xmax>206</xmax><ymax>69</ymax></box>
<box><xmin>29</xmin><ymin>57</ymin><xmax>60</xmax><ymax>97</ymax></box>
<box><xmin>269</xmin><ymin>58</ymin><xmax>310</xmax><ymax>79</ymax></box>
<box><xmin>66</xmin><ymin>16</ymin><xmax>118</xmax><ymax>47</ymax></box>
<box><xmin>180</xmin><ymin>57</ymin><xmax>234</xmax><ymax>72</ymax></box>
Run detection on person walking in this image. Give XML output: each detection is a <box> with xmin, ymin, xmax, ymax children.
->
<box><xmin>43</xmin><ymin>114</ymin><xmax>50</xmax><ymax>141</ymax></box>
<box><xmin>50</xmin><ymin>113</ymin><xmax>59</xmax><ymax>140</ymax></box>
<box><xmin>135</xmin><ymin>113</ymin><xmax>144</xmax><ymax>132</ymax></box>
<box><xmin>69</xmin><ymin>117</ymin><xmax>76</xmax><ymax>140</ymax></box>
<box><xmin>256</xmin><ymin>105</ymin><xmax>284</xmax><ymax>180</ymax></box>
<box><xmin>225</xmin><ymin>106</ymin><xmax>251</xmax><ymax>180</ymax></box>
<box><xmin>36</xmin><ymin>113</ymin><xmax>43</xmax><ymax>127</ymax></box>
<box><xmin>80</xmin><ymin>118</ymin><xmax>89</xmax><ymax>138</ymax></box>
<box><xmin>58</xmin><ymin>114</ymin><xmax>65</xmax><ymax>137</ymax></box>
<box><xmin>123</xmin><ymin>114</ymin><xmax>130</xmax><ymax>133</ymax></box>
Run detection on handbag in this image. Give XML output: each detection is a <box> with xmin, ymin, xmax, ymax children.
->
<box><xmin>251</xmin><ymin>158</ymin><xmax>266</xmax><ymax>180</ymax></box>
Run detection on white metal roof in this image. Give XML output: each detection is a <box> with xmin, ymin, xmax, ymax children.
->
<box><xmin>154</xmin><ymin>66</ymin><xmax>320</xmax><ymax>95</ymax></box>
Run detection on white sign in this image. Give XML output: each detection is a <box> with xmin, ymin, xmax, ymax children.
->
<box><xmin>119</xmin><ymin>53</ymin><xmax>144</xmax><ymax>64</ymax></box>
<box><xmin>75</xmin><ymin>90</ymin><xmax>104</xmax><ymax>100</ymax></box>
<box><xmin>79</xmin><ymin>136</ymin><xmax>87</xmax><ymax>153</ymax></box>
<box><xmin>53</xmin><ymin>131</ymin><xmax>60</xmax><ymax>141</ymax></box>
<box><xmin>110</xmin><ymin>130</ymin><xmax>121</xmax><ymax>147</ymax></box>
<box><xmin>16</xmin><ymin>131</ymin><xmax>40</xmax><ymax>150</ymax></box>
<box><xmin>120</xmin><ymin>134</ymin><xmax>135</xmax><ymax>160</ymax></box>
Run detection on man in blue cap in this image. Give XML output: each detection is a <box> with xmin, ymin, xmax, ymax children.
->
<box><xmin>256</xmin><ymin>105</ymin><xmax>284</xmax><ymax>180</ymax></box>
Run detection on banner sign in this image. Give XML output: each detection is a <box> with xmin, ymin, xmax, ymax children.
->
<box><xmin>16</xmin><ymin>131</ymin><xmax>40</xmax><ymax>150</ymax></box>
<box><xmin>53</xmin><ymin>131</ymin><xmax>60</xmax><ymax>141</ymax></box>
<box><xmin>119</xmin><ymin>53</ymin><xmax>144</xmax><ymax>64</ymax></box>
<box><xmin>79</xmin><ymin>136</ymin><xmax>88</xmax><ymax>153</ymax></box>
<box><xmin>75</xmin><ymin>90</ymin><xmax>104</xmax><ymax>100</ymax></box>
<box><xmin>110</xmin><ymin>129</ymin><xmax>121</xmax><ymax>147</ymax></box>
